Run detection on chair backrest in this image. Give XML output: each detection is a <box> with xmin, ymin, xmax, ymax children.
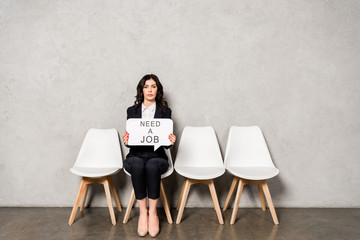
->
<box><xmin>73</xmin><ymin>128</ymin><xmax>123</xmax><ymax>168</ymax></box>
<box><xmin>224</xmin><ymin>126</ymin><xmax>275</xmax><ymax>168</ymax></box>
<box><xmin>174</xmin><ymin>126</ymin><xmax>224</xmax><ymax>168</ymax></box>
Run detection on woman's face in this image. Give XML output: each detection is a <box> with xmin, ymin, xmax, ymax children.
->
<box><xmin>143</xmin><ymin>79</ymin><xmax>158</xmax><ymax>102</ymax></box>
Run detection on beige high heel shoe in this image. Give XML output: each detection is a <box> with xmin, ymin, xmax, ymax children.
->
<box><xmin>137</xmin><ymin>213</ymin><xmax>148</xmax><ymax>237</ymax></box>
<box><xmin>148</xmin><ymin>215</ymin><xmax>159</xmax><ymax>238</ymax></box>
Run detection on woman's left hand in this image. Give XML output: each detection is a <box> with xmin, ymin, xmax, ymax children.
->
<box><xmin>169</xmin><ymin>133</ymin><xmax>176</xmax><ymax>145</ymax></box>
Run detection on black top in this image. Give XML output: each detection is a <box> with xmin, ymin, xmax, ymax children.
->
<box><xmin>126</xmin><ymin>104</ymin><xmax>172</xmax><ymax>158</ymax></box>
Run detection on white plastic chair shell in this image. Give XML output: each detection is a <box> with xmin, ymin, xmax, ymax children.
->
<box><xmin>70</xmin><ymin>128</ymin><xmax>123</xmax><ymax>178</ymax></box>
<box><xmin>224</xmin><ymin>126</ymin><xmax>279</xmax><ymax>180</ymax></box>
<box><xmin>174</xmin><ymin>126</ymin><xmax>225</xmax><ymax>180</ymax></box>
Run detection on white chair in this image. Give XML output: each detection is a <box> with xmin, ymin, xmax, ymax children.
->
<box><xmin>68</xmin><ymin>128</ymin><xmax>123</xmax><ymax>225</ymax></box>
<box><xmin>122</xmin><ymin>148</ymin><xmax>174</xmax><ymax>224</ymax></box>
<box><xmin>175</xmin><ymin>126</ymin><xmax>225</xmax><ymax>224</ymax></box>
<box><xmin>223</xmin><ymin>126</ymin><xmax>280</xmax><ymax>225</ymax></box>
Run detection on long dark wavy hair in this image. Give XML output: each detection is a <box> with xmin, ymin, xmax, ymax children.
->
<box><xmin>133</xmin><ymin>74</ymin><xmax>168</xmax><ymax>113</ymax></box>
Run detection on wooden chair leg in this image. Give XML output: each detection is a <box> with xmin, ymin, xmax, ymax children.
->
<box><xmin>80</xmin><ymin>184</ymin><xmax>89</xmax><ymax>211</ymax></box>
<box><xmin>261</xmin><ymin>182</ymin><xmax>279</xmax><ymax>225</ymax></box>
<box><xmin>160</xmin><ymin>180</ymin><xmax>173</xmax><ymax>224</ymax></box>
<box><xmin>176</xmin><ymin>181</ymin><xmax>186</xmax><ymax>211</ymax></box>
<box><xmin>257</xmin><ymin>184</ymin><xmax>266</xmax><ymax>211</ymax></box>
<box><xmin>68</xmin><ymin>178</ymin><xmax>87</xmax><ymax>225</ymax></box>
<box><xmin>230</xmin><ymin>179</ymin><xmax>245</xmax><ymax>225</ymax></box>
<box><xmin>208</xmin><ymin>180</ymin><xmax>224</xmax><ymax>225</ymax></box>
<box><xmin>208</xmin><ymin>183</ymin><xmax>217</xmax><ymax>212</ymax></box>
<box><xmin>123</xmin><ymin>188</ymin><xmax>136</xmax><ymax>224</ymax></box>
<box><xmin>103</xmin><ymin>179</ymin><xmax>116</xmax><ymax>225</ymax></box>
<box><xmin>176</xmin><ymin>179</ymin><xmax>191</xmax><ymax>224</ymax></box>
<box><xmin>223</xmin><ymin>177</ymin><xmax>238</xmax><ymax>211</ymax></box>
<box><xmin>108</xmin><ymin>176</ymin><xmax>122</xmax><ymax>212</ymax></box>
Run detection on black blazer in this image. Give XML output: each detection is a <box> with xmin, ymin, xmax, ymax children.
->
<box><xmin>126</xmin><ymin>104</ymin><xmax>172</xmax><ymax>159</ymax></box>
<box><xmin>127</xmin><ymin>105</ymin><xmax>171</xmax><ymax>119</ymax></box>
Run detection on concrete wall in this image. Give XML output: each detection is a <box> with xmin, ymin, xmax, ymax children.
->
<box><xmin>1</xmin><ymin>0</ymin><xmax>359</xmax><ymax>207</ymax></box>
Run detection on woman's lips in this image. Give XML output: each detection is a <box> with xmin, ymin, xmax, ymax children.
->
<box><xmin>147</xmin><ymin>94</ymin><xmax>153</xmax><ymax>97</ymax></box>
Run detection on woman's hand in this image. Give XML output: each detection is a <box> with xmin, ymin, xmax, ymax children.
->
<box><xmin>169</xmin><ymin>133</ymin><xmax>176</xmax><ymax>145</ymax></box>
<box><xmin>123</xmin><ymin>132</ymin><xmax>129</xmax><ymax>145</ymax></box>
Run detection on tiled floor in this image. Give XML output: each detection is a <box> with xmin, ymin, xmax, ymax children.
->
<box><xmin>0</xmin><ymin>207</ymin><xmax>359</xmax><ymax>239</ymax></box>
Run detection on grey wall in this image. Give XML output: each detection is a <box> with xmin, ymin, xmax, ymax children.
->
<box><xmin>1</xmin><ymin>0</ymin><xmax>359</xmax><ymax>208</ymax></box>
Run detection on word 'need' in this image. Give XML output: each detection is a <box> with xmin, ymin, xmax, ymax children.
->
<box><xmin>140</xmin><ymin>120</ymin><xmax>161</xmax><ymax>127</ymax></box>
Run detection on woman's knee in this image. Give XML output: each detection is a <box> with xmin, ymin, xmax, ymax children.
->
<box><xmin>145</xmin><ymin>158</ymin><xmax>169</xmax><ymax>174</ymax></box>
<box><xmin>124</xmin><ymin>157</ymin><xmax>145</xmax><ymax>173</ymax></box>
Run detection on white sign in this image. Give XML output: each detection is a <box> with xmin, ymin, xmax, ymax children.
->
<box><xmin>126</xmin><ymin>119</ymin><xmax>173</xmax><ymax>150</ymax></box>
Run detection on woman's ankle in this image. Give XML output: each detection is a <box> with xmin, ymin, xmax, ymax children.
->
<box><xmin>148</xmin><ymin>209</ymin><xmax>158</xmax><ymax>217</ymax></box>
<box><xmin>139</xmin><ymin>210</ymin><xmax>148</xmax><ymax>216</ymax></box>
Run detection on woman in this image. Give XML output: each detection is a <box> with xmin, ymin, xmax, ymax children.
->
<box><xmin>122</xmin><ymin>74</ymin><xmax>176</xmax><ymax>237</ymax></box>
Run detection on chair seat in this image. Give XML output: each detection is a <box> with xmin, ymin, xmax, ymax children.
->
<box><xmin>175</xmin><ymin>166</ymin><xmax>225</xmax><ymax>180</ymax></box>
<box><xmin>70</xmin><ymin>167</ymin><xmax>121</xmax><ymax>178</ymax></box>
<box><xmin>161</xmin><ymin>167</ymin><xmax>174</xmax><ymax>178</ymax></box>
<box><xmin>226</xmin><ymin>166</ymin><xmax>279</xmax><ymax>180</ymax></box>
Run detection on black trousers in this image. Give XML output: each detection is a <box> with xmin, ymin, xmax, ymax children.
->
<box><xmin>124</xmin><ymin>151</ymin><xmax>169</xmax><ymax>200</ymax></box>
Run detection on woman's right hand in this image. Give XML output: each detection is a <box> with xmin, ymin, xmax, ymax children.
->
<box><xmin>122</xmin><ymin>132</ymin><xmax>129</xmax><ymax>145</ymax></box>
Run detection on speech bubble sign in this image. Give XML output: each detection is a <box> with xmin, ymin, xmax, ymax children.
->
<box><xmin>126</xmin><ymin>118</ymin><xmax>173</xmax><ymax>151</ymax></box>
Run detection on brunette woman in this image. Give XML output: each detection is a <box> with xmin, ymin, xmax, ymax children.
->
<box><xmin>122</xmin><ymin>74</ymin><xmax>176</xmax><ymax>237</ymax></box>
